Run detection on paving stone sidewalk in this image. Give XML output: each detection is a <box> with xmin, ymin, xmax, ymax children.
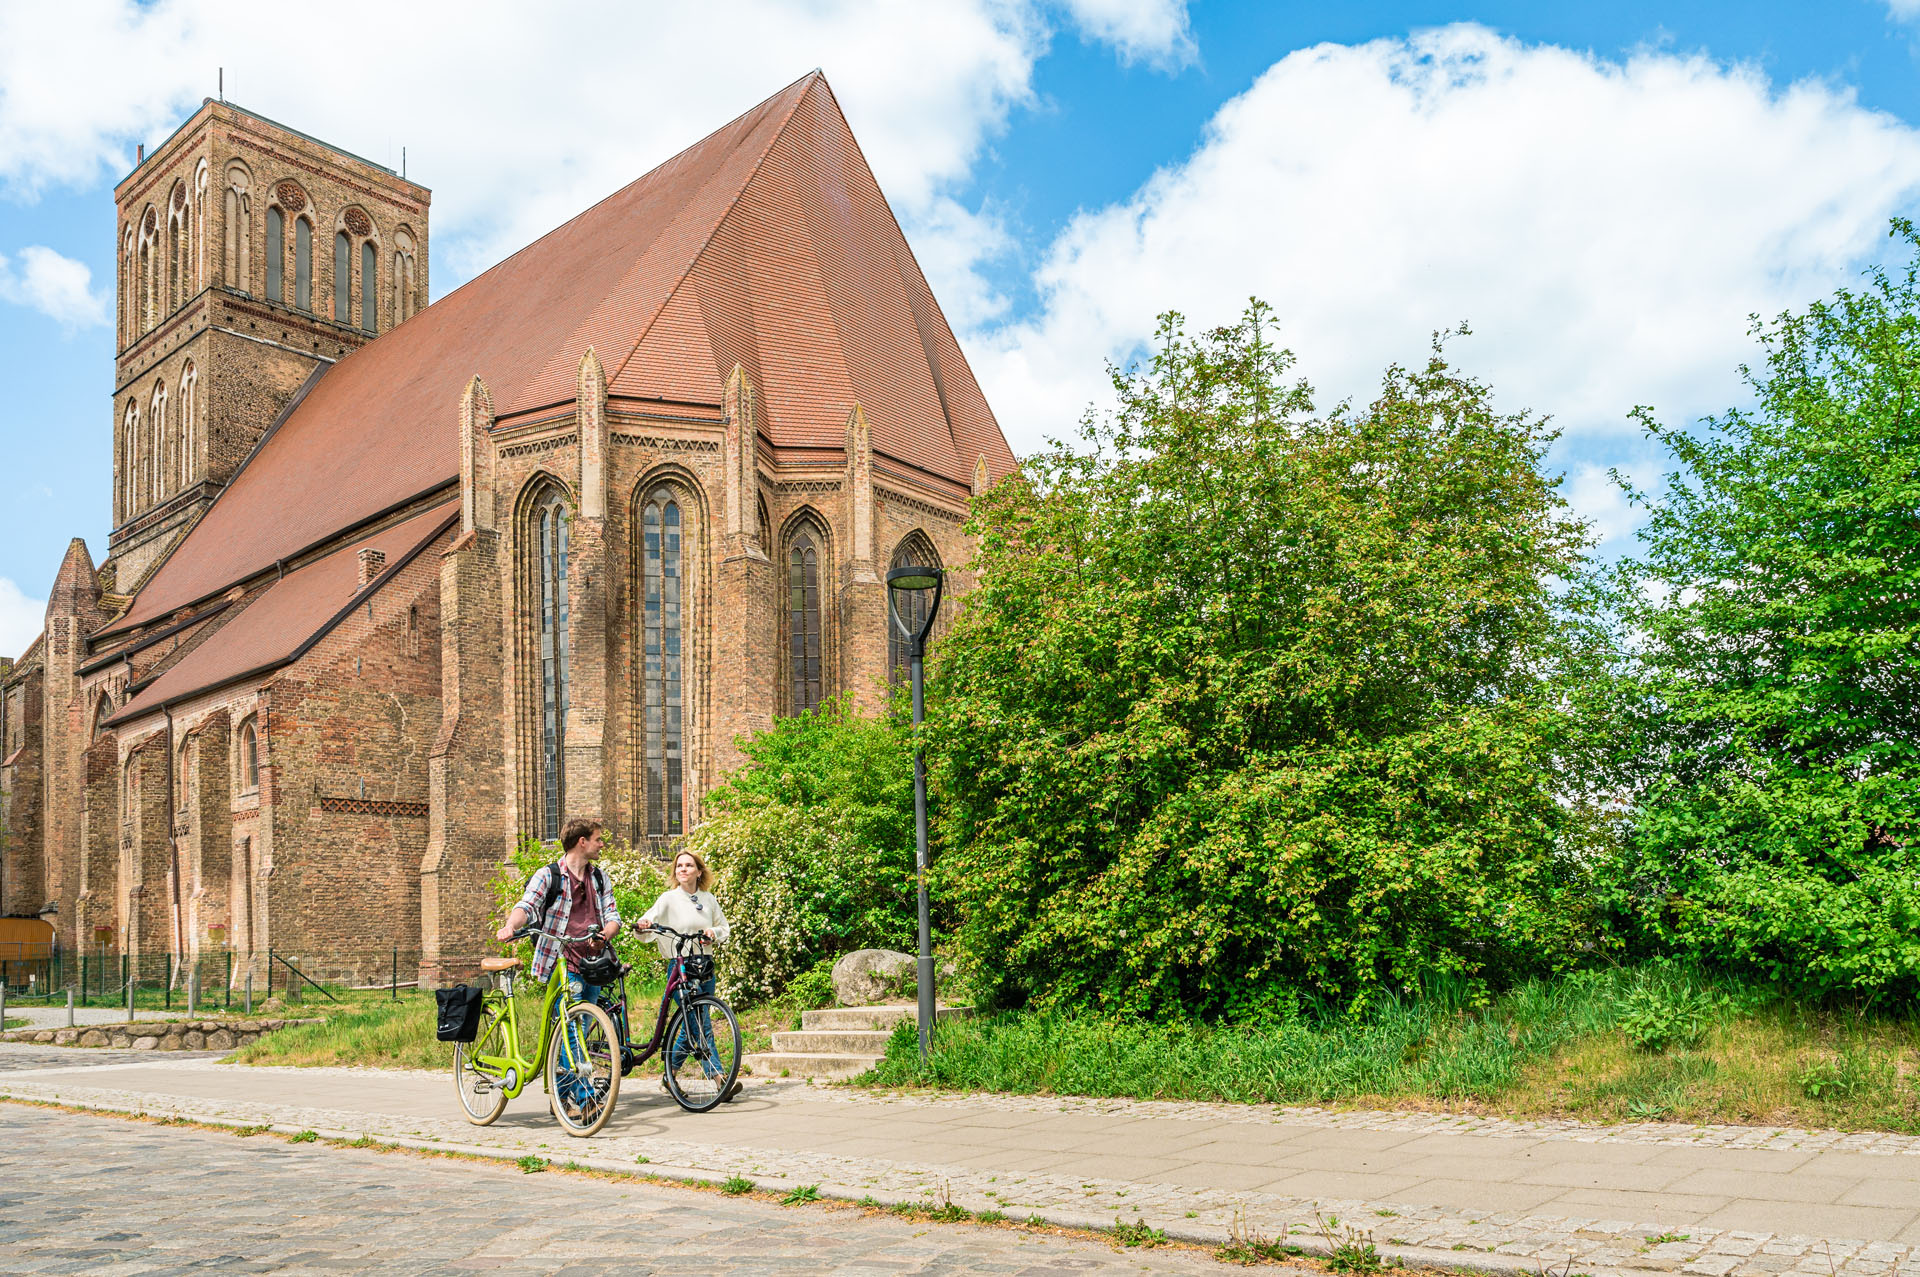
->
<box><xmin>2</xmin><ymin>1044</ymin><xmax>1916</xmax><ymax>1277</ymax></box>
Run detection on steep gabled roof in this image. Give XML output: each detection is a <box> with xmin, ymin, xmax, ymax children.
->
<box><xmin>107</xmin><ymin>72</ymin><xmax>1013</xmax><ymax>636</ymax></box>
<box><xmin>106</xmin><ymin>503</ymin><xmax>457</xmax><ymax>725</ymax></box>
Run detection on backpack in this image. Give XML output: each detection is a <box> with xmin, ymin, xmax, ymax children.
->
<box><xmin>534</xmin><ymin>860</ymin><xmax>612</xmax><ymax>928</ymax></box>
<box><xmin>434</xmin><ymin>984</ymin><xmax>485</xmax><ymax>1042</ymax></box>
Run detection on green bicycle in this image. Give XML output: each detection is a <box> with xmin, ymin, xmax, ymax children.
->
<box><xmin>451</xmin><ymin>924</ymin><xmax>622</xmax><ymax>1137</ymax></box>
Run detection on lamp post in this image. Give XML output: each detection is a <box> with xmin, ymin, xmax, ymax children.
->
<box><xmin>887</xmin><ymin>563</ymin><xmax>944</xmax><ymax>1066</ymax></box>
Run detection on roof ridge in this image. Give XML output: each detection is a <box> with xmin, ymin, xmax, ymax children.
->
<box><xmin>604</xmin><ymin>72</ymin><xmax>825</xmax><ymax>392</ymax></box>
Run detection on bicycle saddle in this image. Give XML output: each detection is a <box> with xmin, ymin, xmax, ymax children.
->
<box><xmin>480</xmin><ymin>956</ymin><xmax>521</xmax><ymax>972</ymax></box>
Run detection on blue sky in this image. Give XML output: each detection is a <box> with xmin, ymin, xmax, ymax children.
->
<box><xmin>4</xmin><ymin>0</ymin><xmax>1920</xmax><ymax>654</ymax></box>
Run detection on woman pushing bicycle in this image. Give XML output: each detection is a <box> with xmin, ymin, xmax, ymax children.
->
<box><xmin>632</xmin><ymin>848</ymin><xmax>742</xmax><ymax>1103</ymax></box>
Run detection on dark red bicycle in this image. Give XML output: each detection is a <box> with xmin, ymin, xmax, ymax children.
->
<box><xmin>594</xmin><ymin>923</ymin><xmax>742</xmax><ymax>1113</ymax></box>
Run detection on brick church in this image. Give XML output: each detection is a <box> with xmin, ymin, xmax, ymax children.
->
<box><xmin>0</xmin><ymin>72</ymin><xmax>1016</xmax><ymax>983</ymax></box>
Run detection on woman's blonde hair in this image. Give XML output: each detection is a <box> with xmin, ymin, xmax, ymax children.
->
<box><xmin>673</xmin><ymin>848</ymin><xmax>712</xmax><ymax>892</ymax></box>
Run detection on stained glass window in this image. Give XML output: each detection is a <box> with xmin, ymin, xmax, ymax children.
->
<box><xmin>334</xmin><ymin>232</ymin><xmax>351</xmax><ymax>322</ymax></box>
<box><xmin>294</xmin><ymin>217</ymin><xmax>312</xmax><ymax>311</ymax></box>
<box><xmin>642</xmin><ymin>490</ymin><xmax>685</xmax><ymax>837</ymax></box>
<box><xmin>361</xmin><ymin>241</ymin><xmax>377</xmax><ymax>332</ymax></box>
<box><xmin>266</xmin><ymin>207</ymin><xmax>283</xmax><ymax>302</ymax></box>
<box><xmin>789</xmin><ymin>531</ymin><xmax>823</xmax><ymax>713</ymax></box>
<box><xmin>536</xmin><ymin>492</ymin><xmax>570</xmax><ymax>841</ymax></box>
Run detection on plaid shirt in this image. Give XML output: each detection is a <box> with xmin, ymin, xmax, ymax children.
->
<box><xmin>516</xmin><ymin>861</ymin><xmax>620</xmax><ymax>981</ymax></box>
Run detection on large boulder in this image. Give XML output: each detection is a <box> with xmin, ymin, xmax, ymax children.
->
<box><xmin>831</xmin><ymin>949</ymin><xmax>915</xmax><ymax>1006</ymax></box>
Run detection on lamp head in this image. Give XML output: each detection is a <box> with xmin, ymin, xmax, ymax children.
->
<box><xmin>886</xmin><ymin>566</ymin><xmax>942</xmax><ymax>593</ymax></box>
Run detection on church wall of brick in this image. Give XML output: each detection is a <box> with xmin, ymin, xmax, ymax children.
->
<box><xmin>254</xmin><ymin>539</ymin><xmax>446</xmax><ymax>981</ymax></box>
<box><xmin>1</xmin><ymin>664</ymin><xmax>46</xmax><ymax>918</ymax></box>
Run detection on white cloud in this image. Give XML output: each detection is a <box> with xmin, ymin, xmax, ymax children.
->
<box><xmin>1060</xmin><ymin>0</ymin><xmax>1195</xmax><ymax>67</ymax></box>
<box><xmin>0</xmin><ymin>577</ymin><xmax>45</xmax><ymax>660</ymax></box>
<box><xmin>0</xmin><ymin>0</ymin><xmax>1054</xmax><ymax>310</ymax></box>
<box><xmin>972</xmin><ymin>25</ymin><xmax>1920</xmax><ymax>458</ymax></box>
<box><xmin>1889</xmin><ymin>1</ymin><xmax>1920</xmax><ymax>22</ymax></box>
<box><xmin>0</xmin><ymin>246</ymin><xmax>109</xmax><ymax>330</ymax></box>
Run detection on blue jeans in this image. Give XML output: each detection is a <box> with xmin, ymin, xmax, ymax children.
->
<box><xmin>669</xmin><ymin>974</ymin><xmax>718</xmax><ymax>1076</ymax></box>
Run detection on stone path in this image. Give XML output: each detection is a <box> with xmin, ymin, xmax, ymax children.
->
<box><xmin>0</xmin><ymin>1104</ymin><xmax>1253</xmax><ymax>1275</ymax></box>
<box><xmin>2</xmin><ymin>1044</ymin><xmax>1918</xmax><ymax>1276</ymax></box>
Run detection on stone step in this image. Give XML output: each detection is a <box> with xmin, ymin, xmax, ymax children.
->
<box><xmin>741</xmin><ymin>1051</ymin><xmax>883</xmax><ymax>1081</ymax></box>
<box><xmin>800</xmin><ymin>1004</ymin><xmax>973</xmax><ymax>1031</ymax></box>
<box><xmin>771</xmin><ymin>1029</ymin><xmax>892</xmax><ymax>1054</ymax></box>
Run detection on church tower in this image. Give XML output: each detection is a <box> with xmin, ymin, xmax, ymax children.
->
<box><xmin>109</xmin><ymin>100</ymin><xmax>431</xmax><ymax>593</ymax></box>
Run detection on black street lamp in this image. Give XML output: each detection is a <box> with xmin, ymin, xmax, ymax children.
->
<box><xmin>887</xmin><ymin>563</ymin><xmax>944</xmax><ymax>1066</ymax></box>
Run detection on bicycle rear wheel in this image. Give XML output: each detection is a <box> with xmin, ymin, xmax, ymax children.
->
<box><xmin>548</xmin><ymin>1000</ymin><xmax>621</xmax><ymax>1137</ymax></box>
<box><xmin>453</xmin><ymin>1000</ymin><xmax>510</xmax><ymax>1126</ymax></box>
<box><xmin>663</xmin><ymin>994</ymin><xmax>742</xmax><ymax>1114</ymax></box>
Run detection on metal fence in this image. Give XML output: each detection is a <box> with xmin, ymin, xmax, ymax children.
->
<box><xmin>0</xmin><ymin>946</ymin><xmax>425</xmax><ymax>1011</ymax></box>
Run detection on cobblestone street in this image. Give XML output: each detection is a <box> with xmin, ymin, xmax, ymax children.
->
<box><xmin>0</xmin><ymin>1104</ymin><xmax>1250</xmax><ymax>1275</ymax></box>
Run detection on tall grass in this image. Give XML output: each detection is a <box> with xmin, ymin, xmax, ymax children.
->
<box><xmin>865</xmin><ymin>963</ymin><xmax>1920</xmax><ymax>1132</ymax></box>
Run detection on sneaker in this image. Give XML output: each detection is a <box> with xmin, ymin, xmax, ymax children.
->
<box><xmin>723</xmin><ymin>1079</ymin><xmax>744</xmax><ymax>1103</ymax></box>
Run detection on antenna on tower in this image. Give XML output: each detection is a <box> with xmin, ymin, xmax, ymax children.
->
<box><xmin>219</xmin><ymin>67</ymin><xmax>224</xmax><ymax>103</ymax></box>
<box><xmin>402</xmin><ymin>147</ymin><xmax>406</xmax><ymax>179</ymax></box>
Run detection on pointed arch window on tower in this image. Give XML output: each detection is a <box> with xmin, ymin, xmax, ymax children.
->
<box><xmin>641</xmin><ymin>487</ymin><xmax>685</xmax><ymax>837</ymax></box>
<box><xmin>178</xmin><ymin>362</ymin><xmax>197</xmax><ymax>490</ymax></box>
<box><xmin>120</xmin><ymin>400</ymin><xmax>138</xmax><ymax>522</ymax></box>
<box><xmin>294</xmin><ymin>217</ymin><xmax>312</xmax><ymax>312</ymax></box>
<box><xmin>788</xmin><ymin>529</ymin><xmax>823</xmax><ymax>714</ymax></box>
<box><xmin>334</xmin><ymin>231</ymin><xmax>351</xmax><ymax>323</ymax></box>
<box><xmin>361</xmin><ymin>240</ymin><xmax>377</xmax><ymax>333</ymax></box>
<box><xmin>148</xmin><ymin>382</ymin><xmax>167</xmax><ymax>504</ymax></box>
<box><xmin>533</xmin><ymin>489</ymin><xmax>571</xmax><ymax>841</ymax></box>
<box><xmin>889</xmin><ymin>535</ymin><xmax>942</xmax><ymax>685</ymax></box>
<box><xmin>266</xmin><ymin>206</ymin><xmax>283</xmax><ymax>302</ymax></box>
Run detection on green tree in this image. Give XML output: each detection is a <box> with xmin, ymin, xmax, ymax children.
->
<box><xmin>928</xmin><ymin>303</ymin><xmax>1616</xmax><ymax>1020</ymax></box>
<box><xmin>1609</xmin><ymin>223</ymin><xmax>1920</xmax><ymax>998</ymax></box>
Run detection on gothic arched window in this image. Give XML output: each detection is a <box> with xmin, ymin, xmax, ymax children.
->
<box><xmin>888</xmin><ymin>533</ymin><xmax>942</xmax><ymax>685</ymax></box>
<box><xmin>391</xmin><ymin>228</ymin><xmax>417</xmax><ymax>326</ymax></box>
<box><xmin>120</xmin><ymin>400</ymin><xmax>138</xmax><ymax>521</ymax></box>
<box><xmin>361</xmin><ymin>240</ymin><xmax>377</xmax><ymax>332</ymax></box>
<box><xmin>334</xmin><ymin>231</ymin><xmax>351</xmax><ymax>323</ymax></box>
<box><xmin>532</xmin><ymin>487</ymin><xmax>570</xmax><ymax>840</ymax></box>
<box><xmin>640</xmin><ymin>486</ymin><xmax>685</xmax><ymax>837</ymax></box>
<box><xmin>788</xmin><ymin>528</ymin><xmax>824</xmax><ymax>714</ymax></box>
<box><xmin>178</xmin><ymin>362</ymin><xmax>197</xmax><ymax>490</ymax></box>
<box><xmin>266</xmin><ymin>206</ymin><xmax>283</xmax><ymax>302</ymax></box>
<box><xmin>237</xmin><ymin>717</ymin><xmax>259</xmax><ymax>793</ymax></box>
<box><xmin>148</xmin><ymin>382</ymin><xmax>168</xmax><ymax>504</ymax></box>
<box><xmin>224</xmin><ymin>163</ymin><xmax>252</xmax><ymax>294</ymax></box>
<box><xmin>294</xmin><ymin>216</ymin><xmax>313</xmax><ymax>312</ymax></box>
<box><xmin>120</xmin><ymin>226</ymin><xmax>134</xmax><ymax>344</ymax></box>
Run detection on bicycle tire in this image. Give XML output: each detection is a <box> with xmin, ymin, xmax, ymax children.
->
<box><xmin>662</xmin><ymin>994</ymin><xmax>742</xmax><ymax>1114</ymax></box>
<box><xmin>452</xmin><ymin>1001</ymin><xmax>510</xmax><ymax>1125</ymax></box>
<box><xmin>547</xmin><ymin>1000</ymin><xmax>621</xmax><ymax>1137</ymax></box>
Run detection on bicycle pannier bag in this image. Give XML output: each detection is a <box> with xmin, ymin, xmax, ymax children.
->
<box><xmin>434</xmin><ymin>984</ymin><xmax>485</xmax><ymax>1042</ymax></box>
<box><xmin>683</xmin><ymin>954</ymin><xmax>715</xmax><ymax>982</ymax></box>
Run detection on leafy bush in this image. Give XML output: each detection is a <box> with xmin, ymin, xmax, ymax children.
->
<box><xmin>784</xmin><ymin>958</ymin><xmax>838</xmax><ymax>1012</ymax></box>
<box><xmin>1606</xmin><ymin>223</ymin><xmax>1920</xmax><ymax>999</ymax></box>
<box><xmin>689</xmin><ymin>696</ymin><xmax>919</xmax><ymax>1006</ymax></box>
<box><xmin>928</xmin><ymin>303</ymin><xmax>1618</xmax><ymax>1019</ymax></box>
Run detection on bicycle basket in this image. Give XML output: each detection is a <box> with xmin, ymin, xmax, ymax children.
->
<box><xmin>434</xmin><ymin>984</ymin><xmax>485</xmax><ymax>1042</ymax></box>
<box><xmin>568</xmin><ymin>936</ymin><xmax>625</xmax><ymax>985</ymax></box>
<box><xmin>683</xmin><ymin>953</ymin><xmax>715</xmax><ymax>981</ymax></box>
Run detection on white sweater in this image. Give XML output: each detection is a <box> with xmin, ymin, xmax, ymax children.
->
<box><xmin>639</xmin><ymin>888</ymin><xmax>730</xmax><ymax>960</ymax></box>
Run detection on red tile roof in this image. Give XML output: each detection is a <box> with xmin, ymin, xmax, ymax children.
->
<box><xmin>106</xmin><ymin>504</ymin><xmax>457</xmax><ymax>725</ymax></box>
<box><xmin>108</xmin><ymin>71</ymin><xmax>1014</xmax><ymax>635</ymax></box>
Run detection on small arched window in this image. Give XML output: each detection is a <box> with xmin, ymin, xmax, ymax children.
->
<box><xmin>391</xmin><ymin>228</ymin><xmax>417</xmax><ymax>326</ymax></box>
<box><xmin>92</xmin><ymin>694</ymin><xmax>112</xmax><ymax>740</ymax></box>
<box><xmin>237</xmin><ymin>717</ymin><xmax>259</xmax><ymax>793</ymax></box>
<box><xmin>361</xmin><ymin>240</ymin><xmax>377</xmax><ymax>333</ymax></box>
<box><xmin>224</xmin><ymin>162</ymin><xmax>252</xmax><ymax>293</ymax></box>
<box><xmin>294</xmin><ymin>216</ymin><xmax>313</xmax><ymax>311</ymax></box>
<box><xmin>266</xmin><ymin>206</ymin><xmax>284</xmax><ymax>302</ymax></box>
<box><xmin>120</xmin><ymin>227</ymin><xmax>134</xmax><ymax>344</ymax></box>
<box><xmin>334</xmin><ymin>231</ymin><xmax>351</xmax><ymax>323</ymax></box>
<box><xmin>888</xmin><ymin>534</ymin><xmax>942</xmax><ymax>685</ymax></box>
<box><xmin>788</xmin><ymin>528</ymin><xmax>824</xmax><ymax>714</ymax></box>
<box><xmin>640</xmin><ymin>485</ymin><xmax>685</xmax><ymax>837</ymax></box>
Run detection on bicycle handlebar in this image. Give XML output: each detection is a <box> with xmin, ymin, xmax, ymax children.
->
<box><xmin>511</xmin><ymin>925</ymin><xmax>604</xmax><ymax>945</ymax></box>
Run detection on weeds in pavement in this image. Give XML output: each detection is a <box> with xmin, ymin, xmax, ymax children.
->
<box><xmin>721</xmin><ymin>1175</ymin><xmax>754</xmax><ymax>1195</ymax></box>
<box><xmin>782</xmin><ymin>1184</ymin><xmax>820</xmax><ymax>1205</ymax></box>
<box><xmin>516</xmin><ymin>1156</ymin><xmax>547</xmax><ymax>1174</ymax></box>
<box><xmin>1318</xmin><ymin>1213</ymin><xmax>1387</xmax><ymax>1274</ymax></box>
<box><xmin>1112</xmin><ymin>1217</ymin><xmax>1167</xmax><ymax>1248</ymax></box>
<box><xmin>287</xmin><ymin>1130</ymin><xmax>317</xmax><ymax>1143</ymax></box>
<box><xmin>1220</xmin><ymin>1209</ymin><xmax>1302</xmax><ymax>1265</ymax></box>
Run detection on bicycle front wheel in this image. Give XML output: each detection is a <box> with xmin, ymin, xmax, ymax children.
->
<box><xmin>663</xmin><ymin>994</ymin><xmax>742</xmax><ymax>1114</ymax></box>
<box><xmin>547</xmin><ymin>1000</ymin><xmax>621</xmax><ymax>1137</ymax></box>
<box><xmin>453</xmin><ymin>1000</ymin><xmax>510</xmax><ymax>1126</ymax></box>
